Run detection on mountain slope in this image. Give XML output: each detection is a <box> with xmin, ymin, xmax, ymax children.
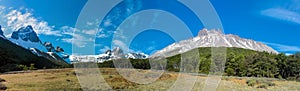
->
<box><xmin>3</xmin><ymin>25</ymin><xmax>70</xmax><ymax>63</ymax></box>
<box><xmin>153</xmin><ymin>29</ymin><xmax>278</xmax><ymax>57</ymax></box>
<box><xmin>0</xmin><ymin>37</ymin><xmax>68</xmax><ymax>72</ymax></box>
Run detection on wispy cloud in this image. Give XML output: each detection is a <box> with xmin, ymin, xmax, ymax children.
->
<box><xmin>261</xmin><ymin>8</ymin><xmax>300</xmax><ymax>24</ymax></box>
<box><xmin>0</xmin><ymin>5</ymin><xmax>102</xmax><ymax>48</ymax></box>
<box><xmin>263</xmin><ymin>42</ymin><xmax>300</xmax><ymax>52</ymax></box>
<box><xmin>0</xmin><ymin>6</ymin><xmax>61</xmax><ymax>36</ymax></box>
<box><xmin>113</xmin><ymin>40</ymin><xmax>129</xmax><ymax>51</ymax></box>
<box><xmin>59</xmin><ymin>26</ymin><xmax>95</xmax><ymax>48</ymax></box>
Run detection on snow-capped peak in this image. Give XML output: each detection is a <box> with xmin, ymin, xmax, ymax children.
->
<box><xmin>70</xmin><ymin>47</ymin><xmax>149</xmax><ymax>63</ymax></box>
<box><xmin>11</xmin><ymin>25</ymin><xmax>40</xmax><ymax>43</ymax></box>
<box><xmin>9</xmin><ymin>25</ymin><xmax>47</xmax><ymax>52</ymax></box>
<box><xmin>152</xmin><ymin>28</ymin><xmax>278</xmax><ymax>57</ymax></box>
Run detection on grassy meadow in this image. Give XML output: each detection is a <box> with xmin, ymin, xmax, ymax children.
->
<box><xmin>0</xmin><ymin>68</ymin><xmax>300</xmax><ymax>91</ymax></box>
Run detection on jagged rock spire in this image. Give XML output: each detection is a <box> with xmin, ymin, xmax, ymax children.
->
<box><xmin>11</xmin><ymin>25</ymin><xmax>41</xmax><ymax>42</ymax></box>
<box><xmin>0</xmin><ymin>25</ymin><xmax>3</xmax><ymax>37</ymax></box>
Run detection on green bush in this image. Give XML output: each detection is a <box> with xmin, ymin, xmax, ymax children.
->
<box><xmin>17</xmin><ymin>65</ymin><xmax>29</xmax><ymax>71</ymax></box>
<box><xmin>29</xmin><ymin>63</ymin><xmax>37</xmax><ymax>70</ymax></box>
<box><xmin>267</xmin><ymin>82</ymin><xmax>276</xmax><ymax>86</ymax></box>
<box><xmin>247</xmin><ymin>79</ymin><xmax>275</xmax><ymax>89</ymax></box>
<box><xmin>246</xmin><ymin>79</ymin><xmax>256</xmax><ymax>86</ymax></box>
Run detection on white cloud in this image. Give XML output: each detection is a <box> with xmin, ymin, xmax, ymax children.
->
<box><xmin>59</xmin><ymin>26</ymin><xmax>95</xmax><ymax>48</ymax></box>
<box><xmin>113</xmin><ymin>40</ymin><xmax>128</xmax><ymax>50</ymax></box>
<box><xmin>0</xmin><ymin>6</ymin><xmax>61</xmax><ymax>36</ymax></box>
<box><xmin>0</xmin><ymin>5</ymin><xmax>103</xmax><ymax>48</ymax></box>
<box><xmin>112</xmin><ymin>40</ymin><xmax>145</xmax><ymax>53</ymax></box>
<box><xmin>261</xmin><ymin>8</ymin><xmax>300</xmax><ymax>24</ymax></box>
<box><xmin>60</xmin><ymin>26</ymin><xmax>76</xmax><ymax>34</ymax></box>
<box><xmin>61</xmin><ymin>33</ymin><xmax>94</xmax><ymax>48</ymax></box>
<box><xmin>104</xmin><ymin>19</ymin><xmax>112</xmax><ymax>27</ymax></box>
<box><xmin>263</xmin><ymin>42</ymin><xmax>300</xmax><ymax>52</ymax></box>
<box><xmin>96</xmin><ymin>34</ymin><xmax>108</xmax><ymax>38</ymax></box>
<box><xmin>82</xmin><ymin>29</ymin><xmax>97</xmax><ymax>35</ymax></box>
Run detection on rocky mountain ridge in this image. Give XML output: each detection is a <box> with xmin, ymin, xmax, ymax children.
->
<box><xmin>153</xmin><ymin>28</ymin><xmax>278</xmax><ymax>57</ymax></box>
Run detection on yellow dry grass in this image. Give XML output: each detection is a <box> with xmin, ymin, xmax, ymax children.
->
<box><xmin>0</xmin><ymin>68</ymin><xmax>300</xmax><ymax>91</ymax></box>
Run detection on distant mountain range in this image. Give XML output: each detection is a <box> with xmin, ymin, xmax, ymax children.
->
<box><xmin>152</xmin><ymin>29</ymin><xmax>278</xmax><ymax>57</ymax></box>
<box><xmin>0</xmin><ymin>25</ymin><xmax>279</xmax><ymax>66</ymax></box>
<box><xmin>70</xmin><ymin>47</ymin><xmax>149</xmax><ymax>63</ymax></box>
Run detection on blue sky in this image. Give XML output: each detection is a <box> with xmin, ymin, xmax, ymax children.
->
<box><xmin>0</xmin><ymin>0</ymin><xmax>299</xmax><ymax>55</ymax></box>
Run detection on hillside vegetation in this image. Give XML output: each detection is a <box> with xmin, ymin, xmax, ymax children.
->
<box><xmin>99</xmin><ymin>47</ymin><xmax>300</xmax><ymax>80</ymax></box>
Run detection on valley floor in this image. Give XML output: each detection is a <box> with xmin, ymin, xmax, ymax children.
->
<box><xmin>0</xmin><ymin>68</ymin><xmax>300</xmax><ymax>91</ymax></box>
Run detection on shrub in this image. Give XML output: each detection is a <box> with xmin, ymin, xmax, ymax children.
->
<box><xmin>267</xmin><ymin>82</ymin><xmax>276</xmax><ymax>86</ymax></box>
<box><xmin>296</xmin><ymin>75</ymin><xmax>300</xmax><ymax>82</ymax></box>
<box><xmin>264</xmin><ymin>80</ymin><xmax>275</xmax><ymax>86</ymax></box>
<box><xmin>246</xmin><ymin>79</ymin><xmax>256</xmax><ymax>86</ymax></box>
<box><xmin>247</xmin><ymin>79</ymin><xmax>275</xmax><ymax>89</ymax></box>
<box><xmin>17</xmin><ymin>65</ymin><xmax>28</xmax><ymax>71</ymax></box>
<box><xmin>287</xmin><ymin>77</ymin><xmax>296</xmax><ymax>81</ymax></box>
<box><xmin>257</xmin><ymin>84</ymin><xmax>268</xmax><ymax>89</ymax></box>
<box><xmin>29</xmin><ymin>63</ymin><xmax>37</xmax><ymax>70</ymax></box>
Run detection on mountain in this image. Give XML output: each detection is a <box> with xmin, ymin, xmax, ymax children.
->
<box><xmin>126</xmin><ymin>53</ymin><xmax>149</xmax><ymax>59</ymax></box>
<box><xmin>0</xmin><ymin>25</ymin><xmax>70</xmax><ymax>64</ymax></box>
<box><xmin>0</xmin><ymin>25</ymin><xmax>5</xmax><ymax>38</ymax></box>
<box><xmin>8</xmin><ymin>25</ymin><xmax>71</xmax><ymax>63</ymax></box>
<box><xmin>9</xmin><ymin>25</ymin><xmax>47</xmax><ymax>52</ymax></box>
<box><xmin>153</xmin><ymin>29</ymin><xmax>278</xmax><ymax>57</ymax></box>
<box><xmin>70</xmin><ymin>47</ymin><xmax>149</xmax><ymax>63</ymax></box>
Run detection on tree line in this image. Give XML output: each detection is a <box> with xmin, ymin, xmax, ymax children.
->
<box><xmin>98</xmin><ymin>47</ymin><xmax>300</xmax><ymax>80</ymax></box>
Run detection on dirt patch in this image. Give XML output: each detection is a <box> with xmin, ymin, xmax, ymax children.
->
<box><xmin>105</xmin><ymin>76</ymin><xmax>139</xmax><ymax>90</ymax></box>
<box><xmin>228</xmin><ymin>78</ymin><xmax>247</xmax><ymax>85</ymax></box>
<box><xmin>159</xmin><ymin>73</ymin><xmax>175</xmax><ymax>80</ymax></box>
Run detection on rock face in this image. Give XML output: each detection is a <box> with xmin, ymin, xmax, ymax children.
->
<box><xmin>44</xmin><ymin>42</ymin><xmax>55</xmax><ymax>52</ymax></box>
<box><xmin>153</xmin><ymin>28</ymin><xmax>278</xmax><ymax>57</ymax></box>
<box><xmin>0</xmin><ymin>25</ymin><xmax>5</xmax><ymax>38</ymax></box>
<box><xmin>126</xmin><ymin>53</ymin><xmax>149</xmax><ymax>59</ymax></box>
<box><xmin>11</xmin><ymin>25</ymin><xmax>40</xmax><ymax>43</ymax></box>
<box><xmin>9</xmin><ymin>25</ymin><xmax>47</xmax><ymax>52</ymax></box>
<box><xmin>6</xmin><ymin>25</ymin><xmax>70</xmax><ymax>63</ymax></box>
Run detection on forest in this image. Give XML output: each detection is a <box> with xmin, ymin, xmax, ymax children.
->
<box><xmin>98</xmin><ymin>47</ymin><xmax>300</xmax><ymax>80</ymax></box>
